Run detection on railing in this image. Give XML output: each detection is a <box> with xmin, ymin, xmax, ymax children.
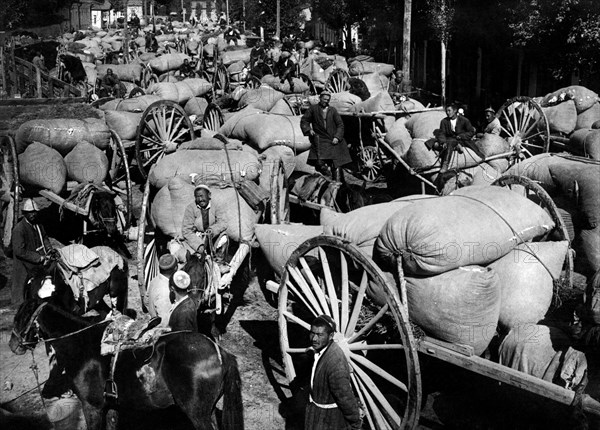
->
<box><xmin>1</xmin><ymin>46</ymin><xmax>81</xmax><ymax>98</ymax></box>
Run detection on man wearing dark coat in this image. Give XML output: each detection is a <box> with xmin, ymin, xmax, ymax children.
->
<box><xmin>168</xmin><ymin>270</ymin><xmax>199</xmax><ymax>332</ymax></box>
<box><xmin>433</xmin><ymin>103</ymin><xmax>475</xmax><ymax>173</ymax></box>
<box><xmin>305</xmin><ymin>315</ymin><xmax>361</xmax><ymax>430</ymax></box>
<box><xmin>11</xmin><ymin>199</ymin><xmax>52</xmax><ymax>305</ymax></box>
<box><xmin>300</xmin><ymin>91</ymin><xmax>352</xmax><ymax>181</ymax></box>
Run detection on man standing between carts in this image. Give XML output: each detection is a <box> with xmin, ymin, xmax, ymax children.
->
<box><xmin>300</xmin><ymin>91</ymin><xmax>352</xmax><ymax>181</ymax></box>
<box><xmin>305</xmin><ymin>315</ymin><xmax>361</xmax><ymax>429</ymax></box>
<box><xmin>10</xmin><ymin>199</ymin><xmax>53</xmax><ymax>305</ymax></box>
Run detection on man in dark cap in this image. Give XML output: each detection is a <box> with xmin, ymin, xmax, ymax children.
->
<box><xmin>146</xmin><ymin>253</ymin><xmax>178</xmax><ymax>324</ymax></box>
<box><xmin>168</xmin><ymin>270</ymin><xmax>198</xmax><ymax>332</ymax></box>
<box><xmin>275</xmin><ymin>50</ymin><xmax>296</xmax><ymax>93</ymax></box>
<box><xmin>305</xmin><ymin>315</ymin><xmax>361</xmax><ymax>429</ymax></box>
<box><xmin>10</xmin><ymin>199</ymin><xmax>53</xmax><ymax>305</ymax></box>
<box><xmin>300</xmin><ymin>91</ymin><xmax>351</xmax><ymax>181</ymax></box>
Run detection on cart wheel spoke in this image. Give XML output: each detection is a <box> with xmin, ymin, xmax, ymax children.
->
<box><xmin>352</xmin><ymin>371</ymin><xmax>395</xmax><ymax>430</ymax></box>
<box><xmin>351</xmin><ymin>351</ymin><xmax>408</xmax><ymax>393</ymax></box>
<box><xmin>167</xmin><ymin>114</ymin><xmax>185</xmax><ymax>141</ymax></box>
<box><xmin>318</xmin><ymin>247</ymin><xmax>340</xmax><ymax>326</ymax></box>
<box><xmin>340</xmin><ymin>251</ymin><xmax>350</xmax><ymax>334</ymax></box>
<box><xmin>282</xmin><ymin>310</ymin><xmax>311</xmax><ymax>330</ymax></box>
<box><xmin>142</xmin><ymin>148</ymin><xmax>165</xmax><ymax>167</ymax></box>
<box><xmin>350</xmin><ymin>373</ymin><xmax>377</xmax><ymax>430</ymax></box>
<box><xmin>348</xmin><ymin>303</ymin><xmax>389</xmax><ymax>343</ymax></box>
<box><xmin>299</xmin><ymin>257</ymin><xmax>331</xmax><ymax>319</ymax></box>
<box><xmin>288</xmin><ymin>265</ymin><xmax>326</xmax><ymax>316</ymax></box>
<box><xmin>345</xmin><ymin>270</ymin><xmax>369</xmax><ymax>337</ymax></box>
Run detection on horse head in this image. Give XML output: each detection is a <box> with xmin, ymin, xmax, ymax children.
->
<box><xmin>335</xmin><ymin>182</ymin><xmax>368</xmax><ymax>212</ymax></box>
<box><xmin>183</xmin><ymin>251</ymin><xmax>209</xmax><ymax>305</ymax></box>
<box><xmin>9</xmin><ymin>299</ymin><xmax>46</xmax><ymax>355</ymax></box>
<box><xmin>90</xmin><ymin>190</ymin><xmax>118</xmax><ymax>236</ymax></box>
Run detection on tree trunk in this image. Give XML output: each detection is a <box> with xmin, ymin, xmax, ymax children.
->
<box><xmin>123</xmin><ymin>0</ymin><xmax>130</xmax><ymax>64</ymax></box>
<box><xmin>402</xmin><ymin>0</ymin><xmax>412</xmax><ymax>90</ymax></box>
<box><xmin>275</xmin><ymin>0</ymin><xmax>280</xmax><ymax>39</ymax></box>
<box><xmin>441</xmin><ymin>39</ymin><xmax>446</xmax><ymax>106</ymax></box>
<box><xmin>346</xmin><ymin>22</ymin><xmax>353</xmax><ymax>56</ymax></box>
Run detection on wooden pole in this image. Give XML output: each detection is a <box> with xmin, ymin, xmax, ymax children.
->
<box><xmin>123</xmin><ymin>0</ymin><xmax>130</xmax><ymax>64</ymax></box>
<box><xmin>35</xmin><ymin>67</ymin><xmax>42</xmax><ymax>98</ymax></box>
<box><xmin>402</xmin><ymin>0</ymin><xmax>412</xmax><ymax>89</ymax></box>
<box><xmin>0</xmin><ymin>46</ymin><xmax>6</xmax><ymax>97</ymax></box>
<box><xmin>441</xmin><ymin>39</ymin><xmax>446</xmax><ymax>106</ymax></box>
<box><xmin>275</xmin><ymin>0</ymin><xmax>280</xmax><ymax>39</ymax></box>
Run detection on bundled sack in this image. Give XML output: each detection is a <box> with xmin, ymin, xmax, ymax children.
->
<box><xmin>184</xmin><ymin>97</ymin><xmax>209</xmax><ymax>117</ymax></box>
<box><xmin>260</xmin><ymin>75</ymin><xmax>309</xmax><ymax>94</ymax></box>
<box><xmin>579</xmin><ymin>226</ymin><xmax>600</xmax><ymax>274</ymax></box>
<box><xmin>148</xmin><ymin>148</ymin><xmax>261</xmax><ymax>189</ymax></box>
<box><xmin>220</xmin><ymin>48</ymin><xmax>252</xmax><ymax>66</ymax></box>
<box><xmin>269</xmin><ymin>98</ymin><xmax>295</xmax><ymax>115</ymax></box>
<box><xmin>550</xmin><ymin>161</ymin><xmax>600</xmax><ymax>228</ymax></box>
<box><xmin>300</xmin><ymin>59</ymin><xmax>332</xmax><ymax>84</ymax></box>
<box><xmin>499</xmin><ymin>325</ymin><xmax>587</xmax><ymax>386</ymax></box>
<box><xmin>397</xmin><ymin>97</ymin><xmax>425</xmax><ymax>112</ymax></box>
<box><xmin>178</xmin><ymin>136</ymin><xmax>243</xmax><ymax>151</ymax></box>
<box><xmin>360</xmin><ymin>74</ymin><xmax>389</xmax><ymax>96</ymax></box>
<box><xmin>568</xmin><ymin>129</ymin><xmax>600</xmax><ymax>160</ymax></box>
<box><xmin>440</xmin><ymin>163</ymin><xmax>502</xmax><ymax>195</ymax></box>
<box><xmin>385</xmin><ymin>118</ymin><xmax>412</xmax><ymax>156</ymax></box>
<box><xmin>405</xmin><ymin>138</ymin><xmax>439</xmax><ymax>170</ymax></box>
<box><xmin>258</xmin><ymin>146</ymin><xmax>296</xmax><ymax>191</ymax></box>
<box><xmin>151</xmin><ymin>177</ymin><xmax>259</xmax><ymax>242</ymax></box>
<box><xmin>321</xmin><ymin>195</ymin><xmax>436</xmax><ymax>250</ymax></box>
<box><xmin>173</xmin><ymin>78</ymin><xmax>212</xmax><ymax>103</ymax></box>
<box><xmin>220</xmin><ymin>110</ymin><xmax>311</xmax><ymax>152</ymax></box>
<box><xmin>98</xmin><ymin>95</ymin><xmax>161</xmax><ymax>112</ymax></box>
<box><xmin>349</xmin><ymin>92</ymin><xmax>396</xmax><ymax>129</ymax></box>
<box><xmin>64</xmin><ymin>141</ymin><xmax>109</xmax><ymax>185</ymax></box>
<box><xmin>576</xmin><ymin>102</ymin><xmax>600</xmax><ymax>131</ymax></box>
<box><xmin>96</xmin><ymin>64</ymin><xmax>143</xmax><ymax>82</ymax></box>
<box><xmin>238</xmin><ymin>86</ymin><xmax>285</xmax><ymax>111</ymax></box>
<box><xmin>104</xmin><ymin>110</ymin><xmax>142</xmax><ymax>141</ymax></box>
<box><xmin>294</xmin><ymin>149</ymin><xmax>316</xmax><ymax>174</ymax></box>
<box><xmin>490</xmin><ymin>241</ymin><xmax>568</xmax><ymax>332</ymax></box>
<box><xmin>146</xmin><ymin>82</ymin><xmax>179</xmax><ymax>103</ymax></box>
<box><xmin>148</xmin><ymin>53</ymin><xmax>190</xmax><ymax>73</ymax></box>
<box><xmin>405</xmin><ymin>110</ymin><xmax>446</xmax><ymax>139</ymax></box>
<box><xmin>329</xmin><ymin>92</ymin><xmax>361</xmax><ymax>113</ymax></box>
<box><xmin>542</xmin><ymin>85</ymin><xmax>599</xmax><ymax>113</ymax></box>
<box><xmin>18</xmin><ymin>143</ymin><xmax>67</xmax><ymax>194</ymax></box>
<box><xmin>474</xmin><ymin>134</ymin><xmax>510</xmax><ymax>157</ymax></box>
<box><xmin>406</xmin><ymin>266</ymin><xmax>501</xmax><ymax>355</ymax></box>
<box><xmin>255</xmin><ymin>224</ymin><xmax>324</xmax><ymax>276</ymax></box>
<box><xmin>15</xmin><ymin>118</ymin><xmax>110</xmax><ymax>155</ymax></box>
<box><xmin>505</xmin><ymin>152</ymin><xmax>566</xmax><ymax>193</ymax></box>
<box><xmin>228</xmin><ymin>60</ymin><xmax>246</xmax><ymax>81</ymax></box>
<box><xmin>348</xmin><ymin>61</ymin><xmax>394</xmax><ymax>77</ymax></box>
<box><xmin>542</xmin><ymin>100</ymin><xmax>577</xmax><ymax>134</ymax></box>
<box><xmin>374</xmin><ymin>185</ymin><xmax>555</xmax><ymax>275</ymax></box>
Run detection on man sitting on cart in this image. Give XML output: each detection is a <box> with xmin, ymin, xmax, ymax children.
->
<box><xmin>275</xmin><ymin>51</ymin><xmax>296</xmax><ymax>93</ymax></box>
<box><xmin>181</xmin><ymin>184</ymin><xmax>229</xmax><ymax>262</ymax></box>
<box><xmin>101</xmin><ymin>68</ymin><xmax>126</xmax><ymax>98</ymax></box>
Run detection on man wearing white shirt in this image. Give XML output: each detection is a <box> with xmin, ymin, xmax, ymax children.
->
<box><xmin>304</xmin><ymin>315</ymin><xmax>361</xmax><ymax>429</ymax></box>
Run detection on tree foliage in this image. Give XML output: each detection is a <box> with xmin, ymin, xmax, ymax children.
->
<box><xmin>1</xmin><ymin>0</ymin><xmax>70</xmax><ymax>29</ymax></box>
<box><xmin>423</xmin><ymin>0</ymin><xmax>455</xmax><ymax>44</ymax></box>
<box><xmin>243</xmin><ymin>0</ymin><xmax>306</xmax><ymax>38</ymax></box>
<box><xmin>502</xmin><ymin>0</ymin><xmax>600</xmax><ymax>78</ymax></box>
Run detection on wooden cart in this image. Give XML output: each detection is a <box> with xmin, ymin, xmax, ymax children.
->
<box><xmin>265</xmin><ymin>175</ymin><xmax>594</xmax><ymax>429</ymax></box>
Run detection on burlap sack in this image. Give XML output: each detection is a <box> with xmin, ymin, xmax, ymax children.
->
<box><xmin>146</xmin><ymin>82</ymin><xmax>179</xmax><ymax>102</ymax></box>
<box><xmin>149</xmin><ymin>148</ymin><xmax>261</xmax><ymax>189</ymax></box>
<box><xmin>374</xmin><ymin>185</ymin><xmax>555</xmax><ymax>275</ymax></box>
<box><xmin>148</xmin><ymin>53</ymin><xmax>190</xmax><ymax>73</ymax></box>
<box><xmin>568</xmin><ymin>129</ymin><xmax>600</xmax><ymax>160</ymax></box>
<box><xmin>184</xmin><ymin>97</ymin><xmax>209</xmax><ymax>117</ymax></box>
<box><xmin>348</xmin><ymin>61</ymin><xmax>394</xmax><ymax>77</ymax></box>
<box><xmin>178</xmin><ymin>137</ymin><xmax>243</xmax><ymax>151</ymax></box>
<box><xmin>329</xmin><ymin>92</ymin><xmax>361</xmax><ymax>113</ymax></box>
<box><xmin>15</xmin><ymin>119</ymin><xmax>110</xmax><ymax>155</ymax></box>
<box><xmin>238</xmin><ymin>87</ymin><xmax>285</xmax><ymax>111</ymax></box>
<box><xmin>174</xmin><ymin>78</ymin><xmax>212</xmax><ymax>103</ymax></box>
<box><xmin>220</xmin><ymin>48</ymin><xmax>252</xmax><ymax>66</ymax></box>
<box><xmin>96</xmin><ymin>64</ymin><xmax>143</xmax><ymax>82</ymax></box>
<box><xmin>385</xmin><ymin>118</ymin><xmax>412</xmax><ymax>156</ymax></box>
<box><xmin>405</xmin><ymin>138</ymin><xmax>439</xmax><ymax>169</ymax></box>
<box><xmin>98</xmin><ymin>95</ymin><xmax>162</xmax><ymax>112</ymax></box>
<box><xmin>64</xmin><ymin>141</ymin><xmax>109</xmax><ymax>185</ymax></box>
<box><xmin>360</xmin><ymin>74</ymin><xmax>390</xmax><ymax>96</ymax></box>
<box><xmin>505</xmin><ymin>153</ymin><xmax>565</xmax><ymax>194</ymax></box>
<box><xmin>542</xmin><ymin>85</ymin><xmax>599</xmax><ymax>113</ymax></box>
<box><xmin>542</xmin><ymin>100</ymin><xmax>577</xmax><ymax>134</ymax></box>
<box><xmin>258</xmin><ymin>145</ymin><xmax>296</xmax><ymax>192</ymax></box>
<box><xmin>18</xmin><ymin>143</ymin><xmax>67</xmax><ymax>194</ymax></box>
<box><xmin>576</xmin><ymin>102</ymin><xmax>600</xmax><ymax>130</ymax></box>
<box><xmin>405</xmin><ymin>110</ymin><xmax>446</xmax><ymax>139</ymax></box>
<box><xmin>104</xmin><ymin>110</ymin><xmax>142</xmax><ymax>141</ymax></box>
<box><xmin>490</xmin><ymin>241</ymin><xmax>568</xmax><ymax>331</ymax></box>
<box><xmin>406</xmin><ymin>266</ymin><xmax>501</xmax><ymax>355</ymax></box>
<box><xmin>349</xmin><ymin>92</ymin><xmax>396</xmax><ymax>129</ymax></box>
<box><xmin>269</xmin><ymin>98</ymin><xmax>295</xmax><ymax>115</ymax></box>
<box><xmin>260</xmin><ymin>75</ymin><xmax>309</xmax><ymax>94</ymax></box>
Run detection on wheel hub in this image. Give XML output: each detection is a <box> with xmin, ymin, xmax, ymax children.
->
<box><xmin>164</xmin><ymin>141</ymin><xmax>178</xmax><ymax>153</ymax></box>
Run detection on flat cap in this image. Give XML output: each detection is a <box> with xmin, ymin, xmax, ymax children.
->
<box><xmin>158</xmin><ymin>254</ymin><xmax>177</xmax><ymax>271</ymax></box>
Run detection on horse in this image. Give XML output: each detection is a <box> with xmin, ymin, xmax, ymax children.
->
<box><xmin>28</xmin><ymin>246</ymin><xmax>128</xmax><ymax>318</ymax></box>
<box><xmin>9</xmin><ymin>299</ymin><xmax>244</xmax><ymax>430</ymax></box>
<box><xmin>184</xmin><ymin>251</ymin><xmax>219</xmax><ymax>339</ymax></box>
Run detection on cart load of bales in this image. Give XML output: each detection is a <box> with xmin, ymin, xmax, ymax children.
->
<box><xmin>256</xmin><ymin>185</ymin><xmax>567</xmax><ymax>357</ymax></box>
<box><xmin>15</xmin><ymin>118</ymin><xmax>112</xmax><ymax>193</ymax></box>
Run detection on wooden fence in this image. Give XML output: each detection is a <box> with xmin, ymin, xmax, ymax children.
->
<box><xmin>0</xmin><ymin>45</ymin><xmax>81</xmax><ymax>98</ymax></box>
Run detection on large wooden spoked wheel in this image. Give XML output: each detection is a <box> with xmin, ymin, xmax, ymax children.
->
<box><xmin>278</xmin><ymin>236</ymin><xmax>422</xmax><ymax>429</ymax></box>
<box><xmin>212</xmin><ymin>64</ymin><xmax>230</xmax><ymax>99</ymax></box>
<box><xmin>358</xmin><ymin>146</ymin><xmax>383</xmax><ymax>182</ymax></box>
<box><xmin>269</xmin><ymin>158</ymin><xmax>290</xmax><ymax>224</ymax></box>
<box><xmin>492</xmin><ymin>174</ymin><xmax>573</xmax><ymax>288</ymax></box>
<box><xmin>497</xmin><ymin>96</ymin><xmax>550</xmax><ymax>155</ymax></box>
<box><xmin>137</xmin><ymin>174</ymin><xmax>158</xmax><ymax>313</ymax></box>
<box><xmin>135</xmin><ymin>100</ymin><xmax>194</xmax><ymax>179</ymax></box>
<box><xmin>325</xmin><ymin>68</ymin><xmax>350</xmax><ymax>94</ymax></box>
<box><xmin>141</xmin><ymin>66</ymin><xmax>159</xmax><ymax>89</ymax></box>
<box><xmin>107</xmin><ymin>130</ymin><xmax>133</xmax><ymax>229</ymax></box>
<box><xmin>202</xmin><ymin>103</ymin><xmax>225</xmax><ymax>132</ymax></box>
<box><xmin>1</xmin><ymin>136</ymin><xmax>19</xmax><ymax>249</ymax></box>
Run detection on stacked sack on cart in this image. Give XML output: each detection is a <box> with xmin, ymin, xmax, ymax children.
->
<box><xmin>534</xmin><ymin>85</ymin><xmax>600</xmax><ymax>159</ymax></box>
<box><xmin>506</xmin><ymin>153</ymin><xmax>600</xmax><ymax>288</ymax></box>
<box><xmin>14</xmin><ymin>118</ymin><xmax>112</xmax><ymax>194</ymax></box>
<box><xmin>98</xmin><ymin>74</ymin><xmax>212</xmax><ymax>142</ymax></box>
<box><xmin>147</xmin><ymin>132</ymin><xmax>264</xmax><ymax>259</ymax></box>
<box><xmin>255</xmin><ymin>185</ymin><xmax>586</xmax><ymax>385</ymax></box>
